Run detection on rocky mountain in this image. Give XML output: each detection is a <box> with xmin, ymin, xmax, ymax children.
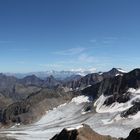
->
<box><xmin>42</xmin><ymin>75</ymin><xmax>62</xmax><ymax>88</ymax></box>
<box><xmin>0</xmin><ymin>68</ymin><xmax>126</xmax><ymax>102</ymax></box>
<box><xmin>82</xmin><ymin>68</ymin><xmax>140</xmax><ymax>118</ymax></box>
<box><xmin>0</xmin><ymin>88</ymin><xmax>76</xmax><ymax>126</ymax></box>
<box><xmin>83</xmin><ymin>68</ymin><xmax>140</xmax><ymax>98</ymax></box>
<box><xmin>63</xmin><ymin>68</ymin><xmax>125</xmax><ymax>91</ymax></box>
<box><xmin>0</xmin><ymin>68</ymin><xmax>139</xmax><ymax>140</ymax></box>
<box><xmin>5</xmin><ymin>69</ymin><xmax>95</xmax><ymax>80</ymax></box>
<box><xmin>0</xmin><ymin>73</ymin><xmax>17</xmax><ymax>94</ymax></box>
<box><xmin>19</xmin><ymin>75</ymin><xmax>44</xmax><ymax>86</ymax></box>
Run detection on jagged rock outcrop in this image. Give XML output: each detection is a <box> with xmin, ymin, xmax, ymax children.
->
<box><xmin>50</xmin><ymin>124</ymin><xmax>117</xmax><ymax>140</ymax></box>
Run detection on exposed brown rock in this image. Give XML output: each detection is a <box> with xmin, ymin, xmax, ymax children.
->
<box><xmin>50</xmin><ymin>124</ymin><xmax>117</xmax><ymax>140</ymax></box>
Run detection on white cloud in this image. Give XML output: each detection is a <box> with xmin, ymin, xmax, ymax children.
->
<box><xmin>78</xmin><ymin>53</ymin><xmax>95</xmax><ymax>63</ymax></box>
<box><xmin>39</xmin><ymin>63</ymin><xmax>62</xmax><ymax>68</ymax></box>
<box><xmin>70</xmin><ymin>67</ymin><xmax>96</xmax><ymax>73</ymax></box>
<box><xmin>53</xmin><ymin>47</ymin><xmax>85</xmax><ymax>55</ymax></box>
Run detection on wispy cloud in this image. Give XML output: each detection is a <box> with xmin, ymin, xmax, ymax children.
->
<box><xmin>102</xmin><ymin>37</ymin><xmax>118</xmax><ymax>44</ymax></box>
<box><xmin>89</xmin><ymin>39</ymin><xmax>97</xmax><ymax>43</ymax></box>
<box><xmin>39</xmin><ymin>63</ymin><xmax>62</xmax><ymax>68</ymax></box>
<box><xmin>78</xmin><ymin>53</ymin><xmax>96</xmax><ymax>63</ymax></box>
<box><xmin>53</xmin><ymin>47</ymin><xmax>86</xmax><ymax>55</ymax></box>
<box><xmin>70</xmin><ymin>67</ymin><xmax>96</xmax><ymax>72</ymax></box>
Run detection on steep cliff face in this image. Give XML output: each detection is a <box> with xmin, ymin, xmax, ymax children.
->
<box><xmin>63</xmin><ymin>68</ymin><xmax>125</xmax><ymax>91</ymax></box>
<box><xmin>82</xmin><ymin>69</ymin><xmax>140</xmax><ymax>117</ymax></box>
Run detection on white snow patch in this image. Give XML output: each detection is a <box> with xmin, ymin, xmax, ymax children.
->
<box><xmin>102</xmin><ymin>119</ymin><xmax>113</xmax><ymax>125</ymax></box>
<box><xmin>117</xmin><ymin>68</ymin><xmax>127</xmax><ymax>73</ymax></box>
<box><xmin>115</xmin><ymin>74</ymin><xmax>123</xmax><ymax>77</ymax></box>
<box><xmin>94</xmin><ymin>89</ymin><xmax>140</xmax><ymax>114</ymax></box>
<box><xmin>71</xmin><ymin>95</ymin><xmax>91</xmax><ymax>105</ymax></box>
<box><xmin>66</xmin><ymin>125</ymin><xmax>83</xmax><ymax>131</ymax></box>
<box><xmin>81</xmin><ymin>109</ymin><xmax>91</xmax><ymax>115</ymax></box>
<box><xmin>95</xmin><ymin>100</ymin><xmax>133</xmax><ymax>113</ymax></box>
<box><xmin>94</xmin><ymin>94</ymin><xmax>108</xmax><ymax>113</ymax></box>
<box><xmin>94</xmin><ymin>89</ymin><xmax>140</xmax><ymax>113</ymax></box>
<box><xmin>128</xmin><ymin>88</ymin><xmax>136</xmax><ymax>93</ymax></box>
<box><xmin>128</xmin><ymin>88</ymin><xmax>140</xmax><ymax>94</ymax></box>
<box><xmin>35</xmin><ymin>103</ymin><xmax>67</xmax><ymax>125</ymax></box>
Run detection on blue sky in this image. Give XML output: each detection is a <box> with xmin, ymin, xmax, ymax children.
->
<box><xmin>0</xmin><ymin>0</ymin><xmax>140</xmax><ymax>72</ymax></box>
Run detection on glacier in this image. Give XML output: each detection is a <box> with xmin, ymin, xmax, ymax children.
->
<box><xmin>0</xmin><ymin>93</ymin><xmax>140</xmax><ymax>140</ymax></box>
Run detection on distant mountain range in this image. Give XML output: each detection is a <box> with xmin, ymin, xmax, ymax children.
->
<box><xmin>1</xmin><ymin>68</ymin><xmax>127</xmax><ymax>92</ymax></box>
<box><xmin>5</xmin><ymin>69</ymin><xmax>97</xmax><ymax>79</ymax></box>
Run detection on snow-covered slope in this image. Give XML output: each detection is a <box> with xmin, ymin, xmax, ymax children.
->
<box><xmin>1</xmin><ymin>94</ymin><xmax>140</xmax><ymax>140</ymax></box>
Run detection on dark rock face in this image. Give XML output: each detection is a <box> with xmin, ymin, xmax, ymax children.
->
<box><xmin>51</xmin><ymin>128</ymin><xmax>78</xmax><ymax>140</ymax></box>
<box><xmin>50</xmin><ymin>124</ymin><xmax>117</xmax><ymax>140</ymax></box>
<box><xmin>82</xmin><ymin>69</ymin><xmax>140</xmax><ymax>101</ymax></box>
<box><xmin>0</xmin><ymin>101</ymin><xmax>30</xmax><ymax>124</ymax></box>
<box><xmin>104</xmin><ymin>92</ymin><xmax>131</xmax><ymax>106</ymax></box>
<box><xmin>121</xmin><ymin>101</ymin><xmax>140</xmax><ymax>118</ymax></box>
<box><xmin>63</xmin><ymin>68</ymin><xmax>124</xmax><ymax>91</ymax></box>
<box><xmin>43</xmin><ymin>75</ymin><xmax>62</xmax><ymax>89</ymax></box>
<box><xmin>121</xmin><ymin>127</ymin><xmax>140</xmax><ymax>140</ymax></box>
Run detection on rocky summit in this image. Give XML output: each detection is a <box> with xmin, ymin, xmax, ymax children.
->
<box><xmin>50</xmin><ymin>124</ymin><xmax>117</xmax><ymax>140</ymax></box>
